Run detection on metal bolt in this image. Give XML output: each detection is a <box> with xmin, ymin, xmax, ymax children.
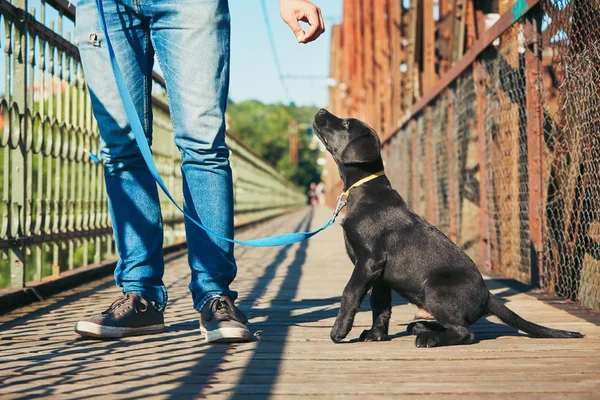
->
<box><xmin>89</xmin><ymin>33</ymin><xmax>100</xmax><ymax>47</ymax></box>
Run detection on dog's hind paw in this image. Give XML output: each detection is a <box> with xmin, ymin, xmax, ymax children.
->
<box><xmin>407</xmin><ymin>321</ymin><xmax>445</xmax><ymax>335</ymax></box>
<box><xmin>415</xmin><ymin>333</ymin><xmax>439</xmax><ymax>348</ymax></box>
<box><xmin>359</xmin><ymin>329</ymin><xmax>387</xmax><ymax>342</ymax></box>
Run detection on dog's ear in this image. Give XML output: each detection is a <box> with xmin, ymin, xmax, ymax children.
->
<box><xmin>340</xmin><ymin>134</ymin><xmax>380</xmax><ymax>164</ymax></box>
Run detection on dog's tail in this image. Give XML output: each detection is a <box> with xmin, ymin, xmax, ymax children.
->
<box><xmin>487</xmin><ymin>294</ymin><xmax>583</xmax><ymax>338</ymax></box>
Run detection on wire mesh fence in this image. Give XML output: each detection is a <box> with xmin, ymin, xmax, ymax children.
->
<box><xmin>377</xmin><ymin>2</ymin><xmax>600</xmax><ymax>309</ymax></box>
<box><xmin>541</xmin><ymin>0</ymin><xmax>600</xmax><ymax>309</ymax></box>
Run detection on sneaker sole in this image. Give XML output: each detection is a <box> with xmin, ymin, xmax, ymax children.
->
<box><xmin>200</xmin><ymin>324</ymin><xmax>253</xmax><ymax>343</ymax></box>
<box><xmin>74</xmin><ymin>321</ymin><xmax>164</xmax><ymax>339</ymax></box>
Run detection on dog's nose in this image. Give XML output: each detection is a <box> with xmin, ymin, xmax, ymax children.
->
<box><xmin>314</xmin><ymin>109</ymin><xmax>329</xmax><ymax>125</ymax></box>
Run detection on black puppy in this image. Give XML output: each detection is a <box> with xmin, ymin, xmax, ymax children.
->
<box><xmin>312</xmin><ymin>109</ymin><xmax>583</xmax><ymax>347</ymax></box>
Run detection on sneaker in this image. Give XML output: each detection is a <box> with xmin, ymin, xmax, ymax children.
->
<box><xmin>200</xmin><ymin>296</ymin><xmax>253</xmax><ymax>343</ymax></box>
<box><xmin>74</xmin><ymin>293</ymin><xmax>164</xmax><ymax>338</ymax></box>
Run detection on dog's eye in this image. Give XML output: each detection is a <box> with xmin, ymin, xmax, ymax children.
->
<box><xmin>342</xmin><ymin>120</ymin><xmax>350</xmax><ymax>129</ymax></box>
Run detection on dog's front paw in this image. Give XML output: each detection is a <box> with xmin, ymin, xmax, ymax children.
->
<box><xmin>330</xmin><ymin>332</ymin><xmax>345</xmax><ymax>343</ymax></box>
<box><xmin>330</xmin><ymin>323</ymin><xmax>348</xmax><ymax>343</ymax></box>
<box><xmin>415</xmin><ymin>333</ymin><xmax>440</xmax><ymax>348</ymax></box>
<box><xmin>359</xmin><ymin>329</ymin><xmax>387</xmax><ymax>342</ymax></box>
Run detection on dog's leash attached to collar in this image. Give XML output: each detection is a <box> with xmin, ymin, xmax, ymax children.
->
<box><xmin>332</xmin><ymin>171</ymin><xmax>386</xmax><ymax>220</ymax></box>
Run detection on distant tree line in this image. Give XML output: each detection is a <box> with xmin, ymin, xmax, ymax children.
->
<box><xmin>227</xmin><ymin>99</ymin><xmax>322</xmax><ymax>190</ymax></box>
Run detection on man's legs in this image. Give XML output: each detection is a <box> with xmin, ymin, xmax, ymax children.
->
<box><xmin>144</xmin><ymin>0</ymin><xmax>237</xmax><ymax>312</ymax></box>
<box><xmin>145</xmin><ymin>0</ymin><xmax>251</xmax><ymax>342</ymax></box>
<box><xmin>76</xmin><ymin>0</ymin><xmax>167</xmax><ymax>309</ymax></box>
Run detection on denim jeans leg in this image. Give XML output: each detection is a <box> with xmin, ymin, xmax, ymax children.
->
<box><xmin>144</xmin><ymin>0</ymin><xmax>237</xmax><ymax>311</ymax></box>
<box><xmin>76</xmin><ymin>0</ymin><xmax>168</xmax><ymax>308</ymax></box>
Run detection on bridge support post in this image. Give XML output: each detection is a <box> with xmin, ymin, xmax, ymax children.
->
<box><xmin>474</xmin><ymin>61</ymin><xmax>492</xmax><ymax>271</ymax></box>
<box><xmin>9</xmin><ymin>0</ymin><xmax>29</xmax><ymax>288</ymax></box>
<box><xmin>446</xmin><ymin>89</ymin><xmax>458</xmax><ymax>244</ymax></box>
<box><xmin>525</xmin><ymin>6</ymin><xmax>544</xmax><ymax>287</ymax></box>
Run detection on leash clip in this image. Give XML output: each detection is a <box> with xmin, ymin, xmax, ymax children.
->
<box><xmin>330</xmin><ymin>193</ymin><xmax>347</xmax><ymax>222</ymax></box>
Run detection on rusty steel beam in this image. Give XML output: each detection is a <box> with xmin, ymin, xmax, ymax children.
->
<box><xmin>381</xmin><ymin>0</ymin><xmax>541</xmax><ymax>145</ymax></box>
<box><xmin>381</xmin><ymin>0</ymin><xmax>393</xmax><ymax>136</ymax></box>
<box><xmin>341</xmin><ymin>0</ymin><xmax>353</xmax><ymax>116</ymax></box>
<box><xmin>364</xmin><ymin>0</ymin><xmax>376</xmax><ymax>128</ymax></box>
<box><xmin>440</xmin><ymin>0</ymin><xmax>452</xmax><ymax>17</ymax></box>
<box><xmin>410</xmin><ymin>120</ymin><xmax>419</xmax><ymax>212</ymax></box>
<box><xmin>446</xmin><ymin>89</ymin><xmax>458</xmax><ymax>243</ymax></box>
<box><xmin>465</xmin><ymin>0</ymin><xmax>477</xmax><ymax>48</ymax></box>
<box><xmin>389</xmin><ymin>0</ymin><xmax>403</xmax><ymax>126</ymax></box>
<box><xmin>499</xmin><ymin>0</ymin><xmax>517</xmax><ymax>13</ymax></box>
<box><xmin>425</xmin><ymin>107</ymin><xmax>436</xmax><ymax>224</ymax></box>
<box><xmin>374</xmin><ymin>0</ymin><xmax>388</xmax><ymax>133</ymax></box>
<box><xmin>328</xmin><ymin>25</ymin><xmax>341</xmax><ymax>114</ymax></box>
<box><xmin>422</xmin><ymin>0</ymin><xmax>437</xmax><ymax>93</ymax></box>
<box><xmin>474</xmin><ymin>61</ymin><xmax>492</xmax><ymax>270</ymax></box>
<box><xmin>404</xmin><ymin>0</ymin><xmax>418</xmax><ymax>110</ymax></box>
<box><xmin>354</xmin><ymin>0</ymin><xmax>366</xmax><ymax>121</ymax></box>
<box><xmin>326</xmin><ymin>22</ymin><xmax>343</xmax><ymax>208</ymax></box>
<box><xmin>450</xmin><ymin>0</ymin><xmax>467</xmax><ymax>62</ymax></box>
<box><xmin>525</xmin><ymin>8</ymin><xmax>544</xmax><ymax>286</ymax></box>
<box><xmin>348</xmin><ymin>0</ymin><xmax>359</xmax><ymax>116</ymax></box>
<box><xmin>398</xmin><ymin>130</ymin><xmax>406</xmax><ymax>196</ymax></box>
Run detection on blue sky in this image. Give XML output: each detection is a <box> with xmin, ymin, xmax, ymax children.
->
<box><xmin>229</xmin><ymin>0</ymin><xmax>342</xmax><ymax>106</ymax></box>
<box><xmin>0</xmin><ymin>0</ymin><xmax>342</xmax><ymax>107</ymax></box>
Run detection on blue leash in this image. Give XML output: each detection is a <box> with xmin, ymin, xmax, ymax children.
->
<box><xmin>94</xmin><ymin>0</ymin><xmax>343</xmax><ymax>247</ymax></box>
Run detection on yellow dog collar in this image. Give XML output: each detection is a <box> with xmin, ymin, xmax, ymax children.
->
<box><xmin>342</xmin><ymin>171</ymin><xmax>385</xmax><ymax>199</ymax></box>
<box><xmin>330</xmin><ymin>171</ymin><xmax>386</xmax><ymax>221</ymax></box>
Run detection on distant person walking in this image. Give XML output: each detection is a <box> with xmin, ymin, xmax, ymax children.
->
<box><xmin>74</xmin><ymin>0</ymin><xmax>324</xmax><ymax>342</ymax></box>
<box><xmin>307</xmin><ymin>182</ymin><xmax>318</xmax><ymax>205</ymax></box>
<box><xmin>316</xmin><ymin>182</ymin><xmax>325</xmax><ymax>205</ymax></box>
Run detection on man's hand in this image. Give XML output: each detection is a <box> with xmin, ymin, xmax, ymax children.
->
<box><xmin>279</xmin><ymin>0</ymin><xmax>325</xmax><ymax>44</ymax></box>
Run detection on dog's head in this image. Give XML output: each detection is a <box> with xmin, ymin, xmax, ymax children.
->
<box><xmin>312</xmin><ymin>109</ymin><xmax>381</xmax><ymax>166</ymax></box>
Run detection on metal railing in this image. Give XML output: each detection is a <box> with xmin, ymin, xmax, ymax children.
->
<box><xmin>0</xmin><ymin>0</ymin><xmax>305</xmax><ymax>289</ymax></box>
<box><xmin>329</xmin><ymin>0</ymin><xmax>600</xmax><ymax>310</ymax></box>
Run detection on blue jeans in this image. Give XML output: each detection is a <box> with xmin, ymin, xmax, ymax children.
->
<box><xmin>76</xmin><ymin>0</ymin><xmax>237</xmax><ymax>311</ymax></box>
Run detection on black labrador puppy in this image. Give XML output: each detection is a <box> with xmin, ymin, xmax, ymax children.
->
<box><xmin>312</xmin><ymin>108</ymin><xmax>583</xmax><ymax>347</ymax></box>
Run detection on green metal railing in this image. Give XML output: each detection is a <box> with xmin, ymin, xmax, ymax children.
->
<box><xmin>0</xmin><ymin>0</ymin><xmax>305</xmax><ymax>289</ymax></box>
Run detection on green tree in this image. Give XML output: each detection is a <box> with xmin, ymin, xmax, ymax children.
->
<box><xmin>227</xmin><ymin>100</ymin><xmax>321</xmax><ymax>189</ymax></box>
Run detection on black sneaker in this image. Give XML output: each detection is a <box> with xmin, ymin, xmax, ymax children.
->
<box><xmin>74</xmin><ymin>293</ymin><xmax>164</xmax><ymax>338</ymax></box>
<box><xmin>200</xmin><ymin>296</ymin><xmax>253</xmax><ymax>343</ymax></box>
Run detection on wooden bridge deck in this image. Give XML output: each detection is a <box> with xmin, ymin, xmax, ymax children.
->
<box><xmin>1</xmin><ymin>207</ymin><xmax>599</xmax><ymax>399</ymax></box>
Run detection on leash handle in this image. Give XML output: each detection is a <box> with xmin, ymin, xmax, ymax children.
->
<box><xmin>94</xmin><ymin>0</ymin><xmax>339</xmax><ymax>247</ymax></box>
